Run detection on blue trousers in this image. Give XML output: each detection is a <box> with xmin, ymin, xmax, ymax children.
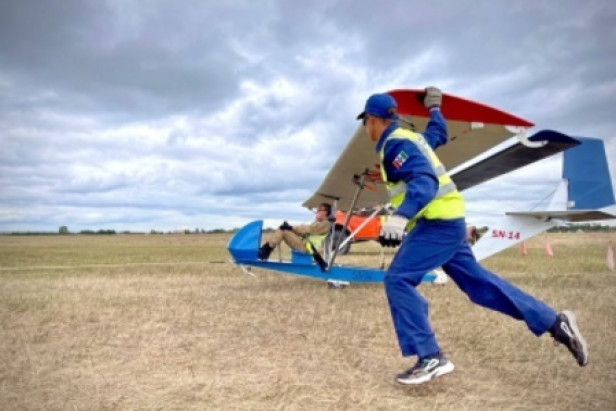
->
<box><xmin>384</xmin><ymin>218</ymin><xmax>557</xmax><ymax>358</ymax></box>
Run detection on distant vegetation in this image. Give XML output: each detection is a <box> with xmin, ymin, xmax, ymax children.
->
<box><xmin>470</xmin><ymin>223</ymin><xmax>616</xmax><ymax>235</ymax></box>
<box><xmin>1</xmin><ymin>223</ymin><xmax>613</xmax><ymax>236</ymax></box>
<box><xmin>547</xmin><ymin>223</ymin><xmax>616</xmax><ymax>232</ymax></box>
<box><xmin>1</xmin><ymin>226</ymin><xmax>241</xmax><ymax>236</ymax></box>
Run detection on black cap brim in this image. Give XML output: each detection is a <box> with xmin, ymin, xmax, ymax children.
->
<box><xmin>356</xmin><ymin>111</ymin><xmax>366</xmax><ymax>120</ymax></box>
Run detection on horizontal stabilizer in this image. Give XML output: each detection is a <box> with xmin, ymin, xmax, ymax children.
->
<box><xmin>452</xmin><ymin>130</ymin><xmax>580</xmax><ymax>191</ymax></box>
<box><xmin>472</xmin><ymin>215</ymin><xmax>557</xmax><ymax>261</ymax></box>
<box><xmin>506</xmin><ymin>209</ymin><xmax>616</xmax><ymax>223</ymax></box>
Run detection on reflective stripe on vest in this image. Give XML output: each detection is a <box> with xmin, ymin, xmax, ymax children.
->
<box><xmin>379</xmin><ymin>127</ymin><xmax>464</xmax><ymax>221</ymax></box>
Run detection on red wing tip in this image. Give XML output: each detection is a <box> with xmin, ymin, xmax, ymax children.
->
<box><xmin>386</xmin><ymin>89</ymin><xmax>534</xmax><ymax>127</ymax></box>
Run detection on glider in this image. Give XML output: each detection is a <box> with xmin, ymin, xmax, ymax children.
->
<box><xmin>228</xmin><ymin>89</ymin><xmax>615</xmax><ymax>285</ymax></box>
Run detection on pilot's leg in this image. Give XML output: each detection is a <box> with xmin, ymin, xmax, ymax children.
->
<box><xmin>280</xmin><ymin>231</ymin><xmax>306</xmax><ymax>251</ymax></box>
<box><xmin>258</xmin><ymin>229</ymin><xmax>305</xmax><ymax>260</ymax></box>
<box><xmin>442</xmin><ymin>241</ymin><xmax>557</xmax><ymax>336</ymax></box>
<box><xmin>258</xmin><ymin>229</ymin><xmax>283</xmax><ymax>260</ymax></box>
<box><xmin>384</xmin><ymin>219</ymin><xmax>460</xmax><ymax>358</ymax></box>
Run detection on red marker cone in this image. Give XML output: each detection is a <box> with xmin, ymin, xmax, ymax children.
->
<box><xmin>545</xmin><ymin>239</ymin><xmax>554</xmax><ymax>258</ymax></box>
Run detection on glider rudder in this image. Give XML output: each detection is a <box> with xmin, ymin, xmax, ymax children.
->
<box><xmin>564</xmin><ymin>137</ymin><xmax>615</xmax><ymax>209</ymax></box>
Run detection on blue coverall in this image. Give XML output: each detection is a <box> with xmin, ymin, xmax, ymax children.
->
<box><xmin>379</xmin><ymin>110</ymin><xmax>558</xmax><ymax>359</ymax></box>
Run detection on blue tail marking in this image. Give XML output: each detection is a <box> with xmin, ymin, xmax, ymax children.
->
<box><xmin>564</xmin><ymin>137</ymin><xmax>615</xmax><ymax>209</ymax></box>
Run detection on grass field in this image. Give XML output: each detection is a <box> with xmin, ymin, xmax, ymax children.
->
<box><xmin>1</xmin><ymin>233</ymin><xmax>615</xmax><ymax>410</ymax></box>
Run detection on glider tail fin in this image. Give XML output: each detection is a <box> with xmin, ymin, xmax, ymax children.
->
<box><xmin>564</xmin><ymin>136</ymin><xmax>615</xmax><ymax>210</ymax></box>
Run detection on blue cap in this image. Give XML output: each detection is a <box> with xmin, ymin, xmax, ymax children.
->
<box><xmin>356</xmin><ymin>93</ymin><xmax>398</xmax><ymax>120</ymax></box>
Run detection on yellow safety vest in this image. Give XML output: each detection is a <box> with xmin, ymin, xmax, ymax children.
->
<box><xmin>305</xmin><ymin>233</ymin><xmax>327</xmax><ymax>253</ymax></box>
<box><xmin>379</xmin><ymin>128</ymin><xmax>465</xmax><ymax>226</ymax></box>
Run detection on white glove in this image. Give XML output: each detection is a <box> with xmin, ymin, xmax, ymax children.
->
<box><xmin>379</xmin><ymin>214</ymin><xmax>409</xmax><ymax>247</ymax></box>
<box><xmin>424</xmin><ymin>86</ymin><xmax>442</xmax><ymax>110</ymax></box>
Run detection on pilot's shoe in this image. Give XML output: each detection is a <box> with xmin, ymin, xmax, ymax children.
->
<box><xmin>257</xmin><ymin>243</ymin><xmax>273</xmax><ymax>260</ymax></box>
<box><xmin>396</xmin><ymin>352</ymin><xmax>454</xmax><ymax>385</ymax></box>
<box><xmin>550</xmin><ymin>310</ymin><xmax>589</xmax><ymax>366</ymax></box>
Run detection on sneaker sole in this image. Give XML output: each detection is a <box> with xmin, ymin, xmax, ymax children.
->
<box><xmin>396</xmin><ymin>361</ymin><xmax>455</xmax><ymax>385</ymax></box>
<box><xmin>562</xmin><ymin>310</ymin><xmax>589</xmax><ymax>366</ymax></box>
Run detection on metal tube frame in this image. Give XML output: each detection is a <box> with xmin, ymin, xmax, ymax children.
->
<box><xmin>326</xmin><ymin>170</ymin><xmax>368</xmax><ymax>269</ymax></box>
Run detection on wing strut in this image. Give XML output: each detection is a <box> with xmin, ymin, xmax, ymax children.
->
<box><xmin>326</xmin><ymin>170</ymin><xmax>369</xmax><ymax>270</ymax></box>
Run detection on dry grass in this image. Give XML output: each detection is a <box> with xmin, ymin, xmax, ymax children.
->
<box><xmin>1</xmin><ymin>233</ymin><xmax>615</xmax><ymax>410</ymax></box>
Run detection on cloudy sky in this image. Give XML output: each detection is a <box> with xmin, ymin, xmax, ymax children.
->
<box><xmin>1</xmin><ymin>0</ymin><xmax>615</xmax><ymax>233</ymax></box>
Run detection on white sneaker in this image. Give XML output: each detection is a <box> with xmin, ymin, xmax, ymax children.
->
<box><xmin>396</xmin><ymin>354</ymin><xmax>455</xmax><ymax>385</ymax></box>
<box><xmin>550</xmin><ymin>310</ymin><xmax>589</xmax><ymax>366</ymax></box>
<box><xmin>327</xmin><ymin>280</ymin><xmax>349</xmax><ymax>289</ymax></box>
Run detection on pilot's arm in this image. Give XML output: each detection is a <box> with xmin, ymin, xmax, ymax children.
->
<box><xmin>422</xmin><ymin>109</ymin><xmax>448</xmax><ymax>150</ymax></box>
<box><xmin>421</xmin><ymin>87</ymin><xmax>448</xmax><ymax>150</ymax></box>
<box><xmin>292</xmin><ymin>220</ymin><xmax>330</xmax><ymax>236</ymax></box>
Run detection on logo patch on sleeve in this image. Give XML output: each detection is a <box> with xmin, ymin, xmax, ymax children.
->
<box><xmin>392</xmin><ymin>151</ymin><xmax>409</xmax><ymax>169</ymax></box>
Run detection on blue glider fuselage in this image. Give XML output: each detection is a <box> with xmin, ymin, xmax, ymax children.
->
<box><xmin>227</xmin><ymin>220</ymin><xmax>436</xmax><ymax>283</ymax></box>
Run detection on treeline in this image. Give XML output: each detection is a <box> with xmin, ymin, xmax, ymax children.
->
<box><xmin>2</xmin><ymin>226</ymin><xmax>241</xmax><ymax>236</ymax></box>
<box><xmin>149</xmin><ymin>228</ymin><xmax>240</xmax><ymax>235</ymax></box>
<box><xmin>548</xmin><ymin>223</ymin><xmax>616</xmax><ymax>233</ymax></box>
